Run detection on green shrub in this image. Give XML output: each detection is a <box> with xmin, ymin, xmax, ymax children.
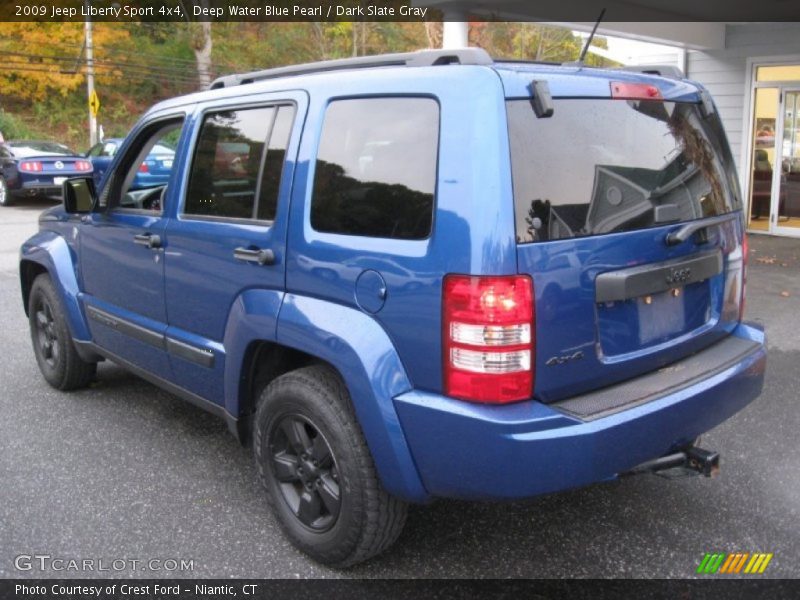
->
<box><xmin>0</xmin><ymin>110</ymin><xmax>33</xmax><ymax>140</ymax></box>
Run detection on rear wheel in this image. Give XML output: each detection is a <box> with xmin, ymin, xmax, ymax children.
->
<box><xmin>28</xmin><ymin>274</ymin><xmax>96</xmax><ymax>390</ymax></box>
<box><xmin>0</xmin><ymin>177</ymin><xmax>11</xmax><ymax>206</ymax></box>
<box><xmin>253</xmin><ymin>365</ymin><xmax>407</xmax><ymax>567</ymax></box>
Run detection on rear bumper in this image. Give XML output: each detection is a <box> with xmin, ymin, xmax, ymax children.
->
<box><xmin>393</xmin><ymin>323</ymin><xmax>766</xmax><ymax>500</ymax></box>
<box><xmin>14</xmin><ymin>181</ymin><xmax>63</xmax><ymax>199</ymax></box>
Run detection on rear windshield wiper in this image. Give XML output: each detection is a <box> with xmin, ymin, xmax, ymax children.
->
<box><xmin>665</xmin><ymin>213</ymin><xmax>738</xmax><ymax>246</ymax></box>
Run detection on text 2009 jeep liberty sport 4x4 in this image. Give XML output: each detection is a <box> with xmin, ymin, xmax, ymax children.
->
<box><xmin>20</xmin><ymin>49</ymin><xmax>766</xmax><ymax>567</ymax></box>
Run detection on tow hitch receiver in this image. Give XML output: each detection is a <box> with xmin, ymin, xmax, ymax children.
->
<box><xmin>624</xmin><ymin>445</ymin><xmax>720</xmax><ymax>479</ymax></box>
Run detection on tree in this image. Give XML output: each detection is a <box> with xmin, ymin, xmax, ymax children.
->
<box><xmin>192</xmin><ymin>21</ymin><xmax>213</xmax><ymax>88</ymax></box>
<box><xmin>177</xmin><ymin>0</ymin><xmax>213</xmax><ymax>89</ymax></box>
<box><xmin>424</xmin><ymin>22</ymin><xmax>442</xmax><ymax>48</ymax></box>
<box><xmin>0</xmin><ymin>23</ymin><xmax>129</xmax><ymax>103</ymax></box>
<box><xmin>467</xmin><ymin>22</ymin><xmax>615</xmax><ymax>65</ymax></box>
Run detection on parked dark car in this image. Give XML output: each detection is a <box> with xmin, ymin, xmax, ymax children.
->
<box><xmin>86</xmin><ymin>137</ymin><xmax>175</xmax><ymax>190</ymax></box>
<box><xmin>0</xmin><ymin>141</ymin><xmax>93</xmax><ymax>206</ymax></box>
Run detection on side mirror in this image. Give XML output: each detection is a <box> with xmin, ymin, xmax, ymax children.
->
<box><xmin>63</xmin><ymin>177</ymin><xmax>97</xmax><ymax>214</ymax></box>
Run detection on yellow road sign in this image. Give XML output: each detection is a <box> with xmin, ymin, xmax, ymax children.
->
<box><xmin>89</xmin><ymin>90</ymin><xmax>100</xmax><ymax>117</ymax></box>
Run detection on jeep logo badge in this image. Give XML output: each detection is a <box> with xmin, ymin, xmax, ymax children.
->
<box><xmin>666</xmin><ymin>267</ymin><xmax>691</xmax><ymax>285</ymax></box>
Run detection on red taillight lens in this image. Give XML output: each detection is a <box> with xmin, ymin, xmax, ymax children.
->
<box><xmin>610</xmin><ymin>82</ymin><xmax>663</xmax><ymax>100</ymax></box>
<box><xmin>138</xmin><ymin>162</ymin><xmax>149</xmax><ymax>173</ymax></box>
<box><xmin>75</xmin><ymin>160</ymin><xmax>92</xmax><ymax>171</ymax></box>
<box><xmin>740</xmin><ymin>233</ymin><xmax>748</xmax><ymax>321</ymax></box>
<box><xmin>20</xmin><ymin>161</ymin><xmax>43</xmax><ymax>172</ymax></box>
<box><xmin>443</xmin><ymin>275</ymin><xmax>534</xmax><ymax>403</ymax></box>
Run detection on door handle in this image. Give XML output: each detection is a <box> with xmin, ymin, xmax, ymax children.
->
<box><xmin>134</xmin><ymin>233</ymin><xmax>162</xmax><ymax>249</ymax></box>
<box><xmin>234</xmin><ymin>247</ymin><xmax>275</xmax><ymax>266</ymax></box>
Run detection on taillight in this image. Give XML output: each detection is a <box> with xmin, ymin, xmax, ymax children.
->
<box><xmin>443</xmin><ymin>275</ymin><xmax>534</xmax><ymax>403</ymax></box>
<box><xmin>20</xmin><ymin>161</ymin><xmax>43</xmax><ymax>172</ymax></box>
<box><xmin>75</xmin><ymin>160</ymin><xmax>92</xmax><ymax>171</ymax></box>
<box><xmin>740</xmin><ymin>233</ymin><xmax>748</xmax><ymax>321</ymax></box>
<box><xmin>610</xmin><ymin>81</ymin><xmax>663</xmax><ymax>101</ymax></box>
<box><xmin>138</xmin><ymin>162</ymin><xmax>149</xmax><ymax>173</ymax></box>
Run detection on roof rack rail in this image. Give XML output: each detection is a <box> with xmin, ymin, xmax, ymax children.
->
<box><xmin>619</xmin><ymin>65</ymin><xmax>685</xmax><ymax>80</ymax></box>
<box><xmin>209</xmin><ymin>48</ymin><xmax>494</xmax><ymax>89</ymax></box>
<box><xmin>492</xmin><ymin>57</ymin><xmax>561</xmax><ymax>67</ymax></box>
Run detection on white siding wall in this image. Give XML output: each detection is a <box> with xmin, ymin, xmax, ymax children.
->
<box><xmin>626</xmin><ymin>51</ymin><xmax>682</xmax><ymax>69</ymax></box>
<box><xmin>687</xmin><ymin>23</ymin><xmax>800</xmax><ymax>172</ymax></box>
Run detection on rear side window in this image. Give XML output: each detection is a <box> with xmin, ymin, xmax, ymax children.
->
<box><xmin>184</xmin><ymin>105</ymin><xmax>295</xmax><ymax>221</ymax></box>
<box><xmin>310</xmin><ymin>97</ymin><xmax>438</xmax><ymax>240</ymax></box>
<box><xmin>508</xmin><ymin>99</ymin><xmax>740</xmax><ymax>243</ymax></box>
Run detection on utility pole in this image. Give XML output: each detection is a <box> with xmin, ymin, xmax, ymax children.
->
<box><xmin>85</xmin><ymin>2</ymin><xmax>97</xmax><ymax>146</ymax></box>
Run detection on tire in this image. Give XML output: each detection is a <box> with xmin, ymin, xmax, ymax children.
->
<box><xmin>253</xmin><ymin>365</ymin><xmax>407</xmax><ymax>567</ymax></box>
<box><xmin>0</xmin><ymin>176</ymin><xmax>11</xmax><ymax>206</ymax></box>
<box><xmin>28</xmin><ymin>274</ymin><xmax>96</xmax><ymax>390</ymax></box>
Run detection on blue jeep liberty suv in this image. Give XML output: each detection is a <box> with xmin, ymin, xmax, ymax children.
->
<box><xmin>20</xmin><ymin>49</ymin><xmax>767</xmax><ymax>567</ymax></box>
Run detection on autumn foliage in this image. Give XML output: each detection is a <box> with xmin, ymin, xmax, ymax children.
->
<box><xmin>0</xmin><ymin>22</ymin><xmax>613</xmax><ymax>148</ymax></box>
<box><xmin>0</xmin><ymin>22</ymin><xmax>128</xmax><ymax>102</ymax></box>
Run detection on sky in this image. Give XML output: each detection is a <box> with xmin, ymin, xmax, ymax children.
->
<box><xmin>574</xmin><ymin>32</ymin><xmax>681</xmax><ymax>65</ymax></box>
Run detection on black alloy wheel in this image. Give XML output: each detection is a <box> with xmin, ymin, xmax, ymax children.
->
<box><xmin>33</xmin><ymin>296</ymin><xmax>60</xmax><ymax>369</ymax></box>
<box><xmin>269</xmin><ymin>414</ymin><xmax>341</xmax><ymax>532</ymax></box>
<box><xmin>28</xmin><ymin>274</ymin><xmax>96</xmax><ymax>390</ymax></box>
<box><xmin>253</xmin><ymin>365</ymin><xmax>408</xmax><ymax>567</ymax></box>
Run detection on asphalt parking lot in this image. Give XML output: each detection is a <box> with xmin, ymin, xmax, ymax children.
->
<box><xmin>1</xmin><ymin>198</ymin><xmax>798</xmax><ymax>579</ymax></box>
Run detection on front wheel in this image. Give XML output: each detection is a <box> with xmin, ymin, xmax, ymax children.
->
<box><xmin>28</xmin><ymin>274</ymin><xmax>96</xmax><ymax>390</ymax></box>
<box><xmin>0</xmin><ymin>176</ymin><xmax>11</xmax><ymax>206</ymax></box>
<box><xmin>253</xmin><ymin>365</ymin><xmax>407</xmax><ymax>567</ymax></box>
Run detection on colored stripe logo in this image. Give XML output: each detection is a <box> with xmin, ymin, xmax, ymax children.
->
<box><xmin>697</xmin><ymin>552</ymin><xmax>773</xmax><ymax>574</ymax></box>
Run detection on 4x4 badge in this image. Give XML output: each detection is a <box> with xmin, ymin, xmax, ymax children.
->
<box><xmin>545</xmin><ymin>350</ymin><xmax>584</xmax><ymax>366</ymax></box>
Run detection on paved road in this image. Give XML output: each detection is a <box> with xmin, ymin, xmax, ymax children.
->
<box><xmin>1</xmin><ymin>200</ymin><xmax>798</xmax><ymax>578</ymax></box>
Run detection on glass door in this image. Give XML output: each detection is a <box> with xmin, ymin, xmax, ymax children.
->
<box><xmin>773</xmin><ymin>89</ymin><xmax>800</xmax><ymax>235</ymax></box>
<box><xmin>748</xmin><ymin>87</ymin><xmax>778</xmax><ymax>232</ymax></box>
<box><xmin>747</xmin><ymin>64</ymin><xmax>800</xmax><ymax>237</ymax></box>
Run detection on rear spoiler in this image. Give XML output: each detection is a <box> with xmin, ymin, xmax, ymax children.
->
<box><xmin>619</xmin><ymin>65</ymin><xmax>685</xmax><ymax>80</ymax></box>
<box><xmin>619</xmin><ymin>65</ymin><xmax>715</xmax><ymax>115</ymax></box>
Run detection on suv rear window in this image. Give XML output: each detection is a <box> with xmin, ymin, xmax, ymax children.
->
<box><xmin>508</xmin><ymin>99</ymin><xmax>741</xmax><ymax>243</ymax></box>
<box><xmin>310</xmin><ymin>97</ymin><xmax>438</xmax><ymax>240</ymax></box>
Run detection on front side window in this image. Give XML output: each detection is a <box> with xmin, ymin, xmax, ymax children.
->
<box><xmin>184</xmin><ymin>104</ymin><xmax>295</xmax><ymax>221</ymax></box>
<box><xmin>310</xmin><ymin>97</ymin><xmax>439</xmax><ymax>240</ymax></box>
<box><xmin>508</xmin><ymin>99</ymin><xmax>740</xmax><ymax>243</ymax></box>
<box><xmin>111</xmin><ymin>118</ymin><xmax>184</xmax><ymax>212</ymax></box>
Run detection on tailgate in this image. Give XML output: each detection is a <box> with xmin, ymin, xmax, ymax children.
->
<box><xmin>507</xmin><ymin>93</ymin><xmax>746</xmax><ymax>403</ymax></box>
